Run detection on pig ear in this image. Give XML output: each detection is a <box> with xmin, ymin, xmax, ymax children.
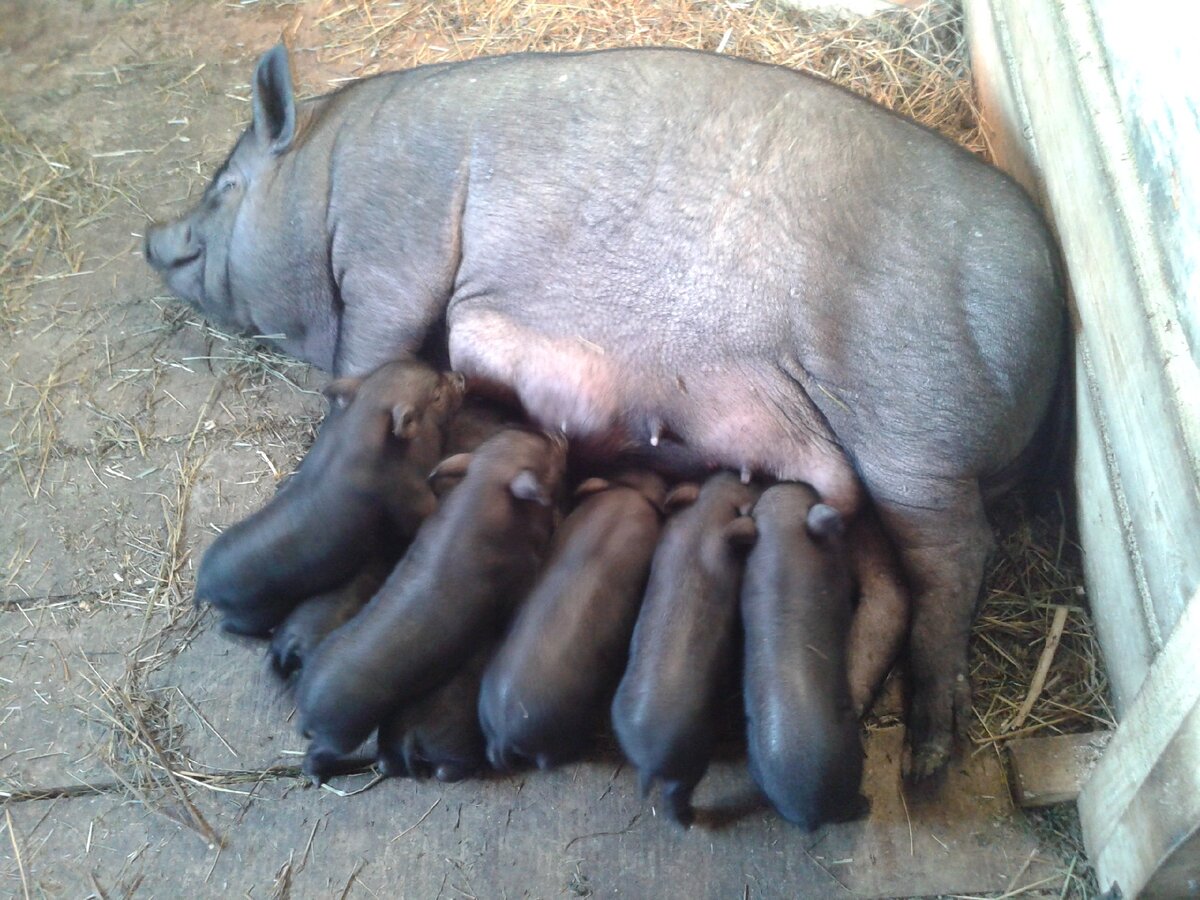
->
<box><xmin>428</xmin><ymin>453</ymin><xmax>471</xmax><ymax>496</ymax></box>
<box><xmin>806</xmin><ymin>503</ymin><xmax>845</xmax><ymax>541</ymax></box>
<box><xmin>438</xmin><ymin>371</ymin><xmax>467</xmax><ymax>402</ymax></box>
<box><xmin>510</xmin><ymin>469</ymin><xmax>553</xmax><ymax>506</ymax></box>
<box><xmin>252</xmin><ymin>43</ymin><xmax>296</xmax><ymax>155</ymax></box>
<box><xmin>391</xmin><ymin>404</ymin><xmax>419</xmax><ymax>440</ymax></box>
<box><xmin>429</xmin><ymin>453</ymin><xmax>472</xmax><ymax>483</ymax></box>
<box><xmin>573</xmin><ymin>477</ymin><xmax>611</xmax><ymax>499</ymax></box>
<box><xmin>723</xmin><ymin>515</ymin><xmax>758</xmax><ymax>549</ymax></box>
<box><xmin>664</xmin><ymin>483</ymin><xmax>700</xmax><ymax>512</ymax></box>
<box><xmin>323</xmin><ymin>376</ymin><xmax>361</xmax><ymax>410</ymax></box>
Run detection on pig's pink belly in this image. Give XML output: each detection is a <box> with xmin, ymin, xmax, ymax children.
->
<box><xmin>448</xmin><ymin>311</ymin><xmax>863</xmax><ymax>514</ymax></box>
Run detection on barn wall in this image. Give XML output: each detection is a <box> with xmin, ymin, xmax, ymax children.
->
<box><xmin>964</xmin><ymin>0</ymin><xmax>1200</xmax><ymax>895</ymax></box>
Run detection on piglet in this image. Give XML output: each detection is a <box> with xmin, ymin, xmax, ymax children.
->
<box><xmin>267</xmin><ymin>561</ymin><xmax>391</xmax><ymax>679</ymax></box>
<box><xmin>610</xmin><ymin>473</ymin><xmax>759</xmax><ymax>827</ymax></box>
<box><xmin>479</xmin><ymin>470</ymin><xmax>666</xmax><ymax>771</ymax></box>
<box><xmin>376</xmin><ymin>643</ymin><xmax>493</xmax><ymax>783</ymax></box>
<box><xmin>742</xmin><ymin>482</ymin><xmax>868</xmax><ymax>830</ymax></box>
<box><xmin>194</xmin><ymin>359</ymin><xmax>465</xmax><ymax>636</ymax></box>
<box><xmin>295</xmin><ymin>428</ymin><xmax>566</xmax><ymax>781</ymax></box>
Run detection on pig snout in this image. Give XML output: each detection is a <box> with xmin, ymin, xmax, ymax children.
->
<box><xmin>145</xmin><ymin>220</ymin><xmax>191</xmax><ymax>265</ymax></box>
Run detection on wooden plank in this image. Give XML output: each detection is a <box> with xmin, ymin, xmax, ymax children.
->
<box><xmin>962</xmin><ymin>0</ymin><xmax>1043</xmax><ymax>196</ymax></box>
<box><xmin>0</xmin><ymin>726</ymin><xmax>1067</xmax><ymax>899</ymax></box>
<box><xmin>1074</xmin><ymin>376</ymin><xmax>1156</xmax><ymax>712</ymax></box>
<box><xmin>966</xmin><ymin>1</ymin><xmax>1200</xmax><ymax>892</ymax></box>
<box><xmin>1088</xmin><ymin>3</ymin><xmax>1200</xmax><ymax>356</ymax></box>
<box><xmin>1078</xmin><ymin>591</ymin><xmax>1200</xmax><ymax>897</ymax></box>
<box><xmin>964</xmin><ymin>0</ymin><xmax>1160</xmax><ymax>714</ymax></box>
<box><xmin>967</xmin><ymin>0</ymin><xmax>1200</xmax><ymax>648</ymax></box>
<box><xmin>1006</xmin><ymin>731</ymin><xmax>1112</xmax><ymax>808</ymax></box>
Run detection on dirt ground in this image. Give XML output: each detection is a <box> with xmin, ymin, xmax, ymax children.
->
<box><xmin>1</xmin><ymin>1</ymin><xmax>1105</xmax><ymax>897</ymax></box>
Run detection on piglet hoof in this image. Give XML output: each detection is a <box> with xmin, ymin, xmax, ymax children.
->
<box><xmin>663</xmin><ymin>784</ymin><xmax>696</xmax><ymax>830</ymax></box>
<box><xmin>486</xmin><ymin>742</ymin><xmax>514</xmax><ymax>773</ymax></box>
<box><xmin>376</xmin><ymin>751</ymin><xmax>407</xmax><ymax>779</ymax></box>
<box><xmin>434</xmin><ymin>762</ymin><xmax>473</xmax><ymax>783</ymax></box>
<box><xmin>302</xmin><ymin>744</ymin><xmax>342</xmax><ymax>786</ymax></box>
<box><xmin>218</xmin><ymin>615</ymin><xmax>269</xmax><ymax>640</ymax></box>
<box><xmin>268</xmin><ymin>633</ymin><xmax>304</xmax><ymax>680</ymax></box>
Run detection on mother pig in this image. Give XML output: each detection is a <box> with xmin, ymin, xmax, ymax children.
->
<box><xmin>145</xmin><ymin>44</ymin><xmax>1065</xmax><ymax>779</ymax></box>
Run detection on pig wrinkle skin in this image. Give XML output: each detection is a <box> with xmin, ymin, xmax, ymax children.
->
<box><xmin>743</xmin><ymin>483</ymin><xmax>868</xmax><ymax>830</ymax></box>
<box><xmin>294</xmin><ymin>429</ymin><xmax>565</xmax><ymax>781</ymax></box>
<box><xmin>146</xmin><ymin>45</ymin><xmax>1066</xmax><ymax>778</ymax></box>
<box><xmin>193</xmin><ymin>359</ymin><xmax>464</xmax><ymax>637</ymax></box>
<box><xmin>611</xmin><ymin>473</ymin><xmax>760</xmax><ymax>828</ymax></box>
<box><xmin>478</xmin><ymin>471</ymin><xmax>666</xmax><ymax>772</ymax></box>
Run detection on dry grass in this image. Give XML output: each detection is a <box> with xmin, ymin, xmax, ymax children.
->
<box><xmin>971</xmin><ymin>495</ymin><xmax>1113</xmax><ymax>746</ymax></box>
<box><xmin>305</xmin><ymin>0</ymin><xmax>983</xmax><ymax>152</ymax></box>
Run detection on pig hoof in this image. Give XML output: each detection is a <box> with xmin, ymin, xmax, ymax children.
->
<box><xmin>904</xmin><ymin>740</ymin><xmax>951</xmax><ymax>782</ymax></box>
<box><xmin>905</xmin><ymin>671</ymin><xmax>970</xmax><ymax>781</ymax></box>
<box><xmin>663</xmin><ymin>784</ymin><xmax>696</xmax><ymax>829</ymax></box>
<box><xmin>302</xmin><ymin>745</ymin><xmax>341</xmax><ymax>785</ymax></box>
<box><xmin>666</xmin><ymin>806</ymin><xmax>695</xmax><ymax>830</ymax></box>
<box><xmin>434</xmin><ymin>762</ymin><xmax>472</xmax><ymax>783</ymax></box>
<box><xmin>268</xmin><ymin>641</ymin><xmax>301</xmax><ymax>679</ymax></box>
<box><xmin>377</xmin><ymin>752</ymin><xmax>407</xmax><ymax>779</ymax></box>
<box><xmin>219</xmin><ymin>616</ymin><xmax>269</xmax><ymax>639</ymax></box>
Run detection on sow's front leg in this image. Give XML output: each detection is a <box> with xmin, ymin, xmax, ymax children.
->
<box><xmin>873</xmin><ymin>481</ymin><xmax>993</xmax><ymax>781</ymax></box>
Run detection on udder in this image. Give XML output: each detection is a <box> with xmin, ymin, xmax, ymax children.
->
<box><xmin>448</xmin><ymin>311</ymin><xmax>861</xmax><ymax>513</ymax></box>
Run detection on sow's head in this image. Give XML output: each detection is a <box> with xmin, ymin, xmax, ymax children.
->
<box><xmin>144</xmin><ymin>44</ymin><xmax>338</xmax><ymax>369</ymax></box>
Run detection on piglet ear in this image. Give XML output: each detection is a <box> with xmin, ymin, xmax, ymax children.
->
<box><xmin>323</xmin><ymin>376</ymin><xmax>361</xmax><ymax>410</ymax></box>
<box><xmin>252</xmin><ymin>43</ymin><xmax>296</xmax><ymax>155</ymax></box>
<box><xmin>392</xmin><ymin>404</ymin><xmax>419</xmax><ymax>440</ymax></box>
<box><xmin>429</xmin><ymin>453</ymin><xmax>472</xmax><ymax>483</ymax></box>
<box><xmin>806</xmin><ymin>503</ymin><xmax>845</xmax><ymax>540</ymax></box>
<box><xmin>428</xmin><ymin>453</ymin><xmax>470</xmax><ymax>498</ymax></box>
<box><xmin>510</xmin><ymin>469</ymin><xmax>552</xmax><ymax>506</ymax></box>
<box><xmin>573</xmin><ymin>477</ymin><xmax>611</xmax><ymax>500</ymax></box>
<box><xmin>664</xmin><ymin>483</ymin><xmax>700</xmax><ymax>512</ymax></box>
<box><xmin>723</xmin><ymin>515</ymin><xmax>758</xmax><ymax>549</ymax></box>
<box><xmin>437</xmin><ymin>371</ymin><xmax>467</xmax><ymax>404</ymax></box>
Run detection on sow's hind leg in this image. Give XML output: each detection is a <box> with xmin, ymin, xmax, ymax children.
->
<box><xmin>869</xmin><ymin>478</ymin><xmax>993</xmax><ymax>782</ymax></box>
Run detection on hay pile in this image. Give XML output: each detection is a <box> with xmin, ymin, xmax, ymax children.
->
<box><xmin>296</xmin><ymin>0</ymin><xmax>982</xmax><ymax>150</ymax></box>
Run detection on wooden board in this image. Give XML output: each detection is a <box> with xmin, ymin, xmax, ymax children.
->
<box><xmin>0</xmin><ymin>725</ymin><xmax>1067</xmax><ymax>899</ymax></box>
<box><xmin>1078</xmin><ymin>592</ymin><xmax>1200</xmax><ymax>897</ymax></box>
<box><xmin>1006</xmin><ymin>731</ymin><xmax>1112</xmax><ymax>808</ymax></box>
<box><xmin>966</xmin><ymin>0</ymin><xmax>1200</xmax><ymax>686</ymax></box>
<box><xmin>966</xmin><ymin>0</ymin><xmax>1200</xmax><ymax>893</ymax></box>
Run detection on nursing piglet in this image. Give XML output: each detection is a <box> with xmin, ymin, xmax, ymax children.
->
<box><xmin>478</xmin><ymin>471</ymin><xmax>666</xmax><ymax>771</ymax></box>
<box><xmin>376</xmin><ymin>643</ymin><xmax>493</xmax><ymax>783</ymax></box>
<box><xmin>194</xmin><ymin>359</ymin><xmax>464</xmax><ymax>636</ymax></box>
<box><xmin>742</xmin><ymin>482</ymin><xmax>868</xmax><ymax>830</ymax></box>
<box><xmin>295</xmin><ymin>429</ymin><xmax>566</xmax><ymax>781</ymax></box>
<box><xmin>267</xmin><ymin>561</ymin><xmax>391</xmax><ymax>679</ymax></box>
<box><xmin>610</xmin><ymin>473</ymin><xmax>759</xmax><ymax>827</ymax></box>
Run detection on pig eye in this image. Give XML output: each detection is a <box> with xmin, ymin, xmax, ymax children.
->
<box><xmin>215</xmin><ymin>173</ymin><xmax>239</xmax><ymax>194</ymax></box>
